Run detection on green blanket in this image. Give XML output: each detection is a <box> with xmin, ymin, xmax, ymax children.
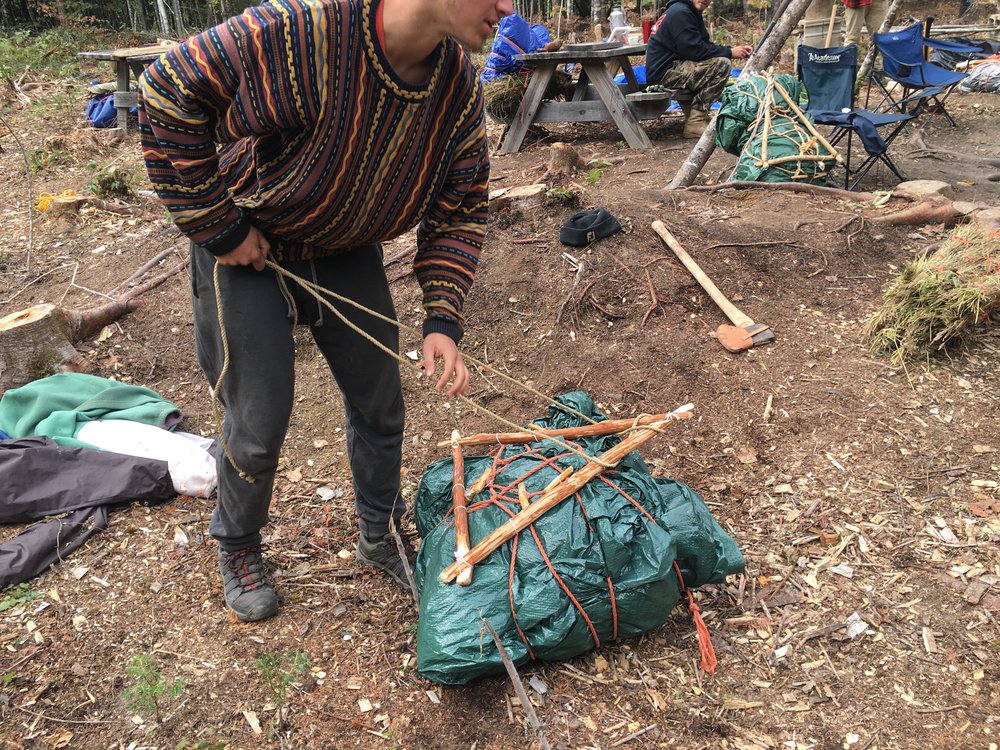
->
<box><xmin>0</xmin><ymin>373</ymin><xmax>180</xmax><ymax>448</ymax></box>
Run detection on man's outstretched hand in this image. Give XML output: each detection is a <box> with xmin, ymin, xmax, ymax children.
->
<box><xmin>422</xmin><ymin>332</ymin><xmax>470</xmax><ymax>397</ymax></box>
<box><xmin>731</xmin><ymin>44</ymin><xmax>753</xmax><ymax>60</ymax></box>
<box><xmin>217</xmin><ymin>226</ymin><xmax>270</xmax><ymax>271</ymax></box>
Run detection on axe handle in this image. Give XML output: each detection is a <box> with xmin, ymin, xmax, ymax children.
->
<box><xmin>652</xmin><ymin>221</ymin><xmax>754</xmax><ymax>328</ymax></box>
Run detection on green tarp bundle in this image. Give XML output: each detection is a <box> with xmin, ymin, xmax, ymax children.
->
<box><xmin>715</xmin><ymin>73</ymin><xmax>833</xmax><ymax>184</ymax></box>
<box><xmin>414</xmin><ymin>393</ymin><xmax>744</xmax><ymax>685</ymax></box>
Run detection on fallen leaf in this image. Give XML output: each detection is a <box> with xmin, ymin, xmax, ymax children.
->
<box><xmin>735</xmin><ymin>446</ymin><xmax>757</xmax><ymax>464</ymax></box>
<box><xmin>774</xmin><ymin>484</ymin><xmax>794</xmax><ymax>495</ymax></box>
<box><xmin>243</xmin><ymin>710</ymin><xmax>262</xmax><ymax>735</ymax></box>
<box><xmin>286</xmin><ymin>467</ymin><xmax>303</xmax><ymax>482</ymax></box>
<box><xmin>969</xmin><ymin>501</ymin><xmax>995</xmax><ymax>518</ymax></box>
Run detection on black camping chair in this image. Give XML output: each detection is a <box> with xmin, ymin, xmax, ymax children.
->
<box><xmin>797</xmin><ymin>44</ymin><xmax>913</xmax><ymax>190</ymax></box>
<box><xmin>867</xmin><ymin>21</ymin><xmax>978</xmax><ymax>127</ymax></box>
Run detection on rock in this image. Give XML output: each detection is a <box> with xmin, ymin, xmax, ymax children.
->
<box><xmin>972</xmin><ymin>206</ymin><xmax>1000</xmax><ymax>229</ymax></box>
<box><xmin>892</xmin><ymin>180</ymin><xmax>953</xmax><ymax>201</ymax></box>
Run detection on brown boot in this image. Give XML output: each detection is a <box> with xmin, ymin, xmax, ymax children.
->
<box><xmin>683</xmin><ymin>107</ymin><xmax>710</xmax><ymax>139</ymax></box>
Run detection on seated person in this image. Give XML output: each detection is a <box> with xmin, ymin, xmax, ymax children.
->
<box><xmin>646</xmin><ymin>0</ymin><xmax>752</xmax><ymax>137</ymax></box>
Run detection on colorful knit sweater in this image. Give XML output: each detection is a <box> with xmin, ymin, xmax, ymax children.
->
<box><xmin>138</xmin><ymin>0</ymin><xmax>489</xmax><ymax>338</ymax></box>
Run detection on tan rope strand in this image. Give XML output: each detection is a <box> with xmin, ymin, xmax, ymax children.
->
<box><xmin>261</xmin><ymin>260</ymin><xmax>625</xmax><ymax>467</ymax></box>
<box><xmin>211</xmin><ymin>261</ymin><xmax>256</xmax><ymax>483</ymax></box>
<box><xmin>263</xmin><ymin>260</ymin><xmax>600</xmax><ymax>426</ymax></box>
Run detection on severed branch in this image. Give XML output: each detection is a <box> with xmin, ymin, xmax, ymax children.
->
<box><xmin>641</xmin><ymin>268</ymin><xmax>662</xmax><ymax>327</ymax></box>
<box><xmin>681</xmin><ymin>181</ymin><xmax>878</xmax><ymax>203</ymax></box>
<box><xmin>438</xmin><ymin>404</ymin><xmax>694</xmax><ymax>583</ymax></box>
<box><xmin>481</xmin><ymin>617</ymin><xmax>551</xmax><ymax>750</ymax></box>
<box><xmin>909</xmin><ymin>131</ymin><xmax>1000</xmax><ymax>168</ymax></box>
<box><xmin>110</xmin><ymin>245</ymin><xmax>179</xmax><ymax>294</ymax></box>
<box><xmin>556</xmin><ymin>254</ymin><xmax>585</xmax><ymax>324</ymax></box>
<box><xmin>117</xmin><ymin>257</ymin><xmax>189</xmax><ymax>302</ymax></box>
<box><xmin>0</xmin><ymin>109</ymin><xmax>34</xmax><ymax>273</ymax></box>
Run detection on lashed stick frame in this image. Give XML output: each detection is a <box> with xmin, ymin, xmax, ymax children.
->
<box><xmin>438</xmin><ymin>403</ymin><xmax>694</xmax><ymax>584</ymax></box>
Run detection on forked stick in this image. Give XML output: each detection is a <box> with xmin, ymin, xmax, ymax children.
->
<box><xmin>435</xmin><ymin>412</ymin><xmax>676</xmax><ymax>448</ymax></box>
<box><xmin>438</xmin><ymin>404</ymin><xmax>694</xmax><ymax>584</ymax></box>
<box><xmin>450</xmin><ymin>430</ymin><xmax>473</xmax><ymax>586</ymax></box>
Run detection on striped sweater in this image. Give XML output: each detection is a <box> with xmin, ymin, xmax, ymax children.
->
<box><xmin>138</xmin><ymin>0</ymin><xmax>489</xmax><ymax>338</ymax></box>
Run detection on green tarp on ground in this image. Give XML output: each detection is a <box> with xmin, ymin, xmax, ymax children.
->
<box><xmin>414</xmin><ymin>393</ymin><xmax>744</xmax><ymax>685</ymax></box>
<box><xmin>715</xmin><ymin>73</ymin><xmax>833</xmax><ymax>184</ymax></box>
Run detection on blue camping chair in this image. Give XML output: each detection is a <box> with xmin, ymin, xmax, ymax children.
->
<box><xmin>798</xmin><ymin>44</ymin><xmax>913</xmax><ymax>190</ymax></box>
<box><xmin>867</xmin><ymin>22</ymin><xmax>978</xmax><ymax>126</ymax></box>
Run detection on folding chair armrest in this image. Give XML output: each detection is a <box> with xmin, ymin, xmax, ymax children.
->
<box><xmin>922</xmin><ymin>37</ymin><xmax>980</xmax><ymax>55</ymax></box>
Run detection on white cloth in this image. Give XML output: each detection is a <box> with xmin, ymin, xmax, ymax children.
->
<box><xmin>76</xmin><ymin>420</ymin><xmax>217</xmax><ymax>498</ymax></box>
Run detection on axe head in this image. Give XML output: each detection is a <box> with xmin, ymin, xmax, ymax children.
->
<box><xmin>716</xmin><ymin>322</ymin><xmax>775</xmax><ymax>353</ymax></box>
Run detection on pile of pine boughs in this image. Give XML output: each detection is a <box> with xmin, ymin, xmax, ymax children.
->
<box><xmin>867</xmin><ymin>225</ymin><xmax>1000</xmax><ymax>364</ymax></box>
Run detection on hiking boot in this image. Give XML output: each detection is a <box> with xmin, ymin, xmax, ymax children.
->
<box><xmin>683</xmin><ymin>107</ymin><xmax>710</xmax><ymax>139</ymax></box>
<box><xmin>356</xmin><ymin>531</ymin><xmax>417</xmax><ymax>594</ymax></box>
<box><xmin>218</xmin><ymin>545</ymin><xmax>279</xmax><ymax>622</ymax></box>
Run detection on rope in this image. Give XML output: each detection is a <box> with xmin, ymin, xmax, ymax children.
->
<box><xmin>205</xmin><ymin>256</ymin><xmax>714</xmax><ymax>669</ymax></box>
<box><xmin>211</xmin><ymin>262</ymin><xmax>256</xmax><ymax>483</ymax></box>
<box><xmin>35</xmin><ymin>189</ymin><xmax>77</xmax><ymax>213</ymax></box>
<box><xmin>258</xmin><ymin>259</ymin><xmax>628</xmax><ymax>469</ymax></box>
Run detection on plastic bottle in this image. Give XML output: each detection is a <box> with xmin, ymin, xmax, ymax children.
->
<box><xmin>609</xmin><ymin>5</ymin><xmax>626</xmax><ymax>31</ymax></box>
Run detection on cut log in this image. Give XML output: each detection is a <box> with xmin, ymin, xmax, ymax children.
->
<box><xmin>0</xmin><ymin>300</ymin><xmax>139</xmax><ymax>394</ymax></box>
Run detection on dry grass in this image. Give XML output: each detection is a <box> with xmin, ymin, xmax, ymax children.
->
<box><xmin>866</xmin><ymin>224</ymin><xmax>1000</xmax><ymax>364</ymax></box>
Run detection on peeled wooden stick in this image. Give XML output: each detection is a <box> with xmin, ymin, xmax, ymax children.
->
<box><xmin>438</xmin><ymin>404</ymin><xmax>694</xmax><ymax>584</ymax></box>
<box><xmin>517</xmin><ymin>483</ymin><xmax>531</xmax><ymax>510</ymax></box>
<box><xmin>436</xmin><ymin>412</ymin><xmax>676</xmax><ymax>448</ymax></box>
<box><xmin>450</xmin><ymin>430</ymin><xmax>473</xmax><ymax>586</ymax></box>
<box><xmin>466</xmin><ymin>464</ymin><xmax>493</xmax><ymax>499</ymax></box>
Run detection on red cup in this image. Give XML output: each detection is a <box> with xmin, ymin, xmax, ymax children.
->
<box><xmin>642</xmin><ymin>20</ymin><xmax>653</xmax><ymax>42</ymax></box>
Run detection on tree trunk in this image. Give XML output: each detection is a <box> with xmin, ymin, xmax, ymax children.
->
<box><xmin>154</xmin><ymin>0</ymin><xmax>171</xmax><ymax>37</ymax></box>
<box><xmin>170</xmin><ymin>0</ymin><xmax>186</xmax><ymax>39</ymax></box>
<box><xmin>0</xmin><ymin>302</ymin><xmax>139</xmax><ymax>394</ymax></box>
<box><xmin>667</xmin><ymin>0</ymin><xmax>814</xmax><ymax>189</ymax></box>
<box><xmin>857</xmin><ymin>0</ymin><xmax>903</xmax><ymax>84</ymax></box>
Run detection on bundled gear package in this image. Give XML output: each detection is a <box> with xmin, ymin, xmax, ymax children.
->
<box><xmin>414</xmin><ymin>393</ymin><xmax>744</xmax><ymax>685</ymax></box>
<box><xmin>715</xmin><ymin>73</ymin><xmax>835</xmax><ymax>184</ymax></box>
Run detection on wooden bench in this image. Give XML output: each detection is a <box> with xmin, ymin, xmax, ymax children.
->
<box><xmin>500</xmin><ymin>43</ymin><xmax>664</xmax><ymax>154</ymax></box>
<box><xmin>530</xmin><ymin>89</ymin><xmax>673</xmax><ymax>124</ymax></box>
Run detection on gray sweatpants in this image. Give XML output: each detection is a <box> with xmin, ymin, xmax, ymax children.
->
<box><xmin>190</xmin><ymin>243</ymin><xmax>405</xmax><ymax>551</ymax></box>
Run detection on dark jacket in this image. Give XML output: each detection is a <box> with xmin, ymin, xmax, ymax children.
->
<box><xmin>646</xmin><ymin>0</ymin><xmax>732</xmax><ymax>83</ymax></box>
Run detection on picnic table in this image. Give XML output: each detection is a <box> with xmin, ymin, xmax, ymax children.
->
<box><xmin>77</xmin><ymin>44</ymin><xmax>176</xmax><ymax>133</ymax></box>
<box><xmin>499</xmin><ymin>42</ymin><xmax>670</xmax><ymax>154</ymax></box>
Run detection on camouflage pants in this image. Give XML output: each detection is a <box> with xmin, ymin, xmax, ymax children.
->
<box><xmin>658</xmin><ymin>57</ymin><xmax>732</xmax><ymax>111</ymax></box>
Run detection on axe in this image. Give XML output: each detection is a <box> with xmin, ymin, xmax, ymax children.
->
<box><xmin>652</xmin><ymin>221</ymin><xmax>775</xmax><ymax>353</ymax></box>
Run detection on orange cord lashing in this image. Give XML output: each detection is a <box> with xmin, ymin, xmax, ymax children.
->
<box><xmin>674</xmin><ymin>561</ymin><xmax>717</xmax><ymax>675</ymax></box>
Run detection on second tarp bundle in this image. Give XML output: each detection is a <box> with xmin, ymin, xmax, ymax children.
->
<box><xmin>716</xmin><ymin>73</ymin><xmax>834</xmax><ymax>184</ymax></box>
<box><xmin>414</xmin><ymin>392</ymin><xmax>744</xmax><ymax>685</ymax></box>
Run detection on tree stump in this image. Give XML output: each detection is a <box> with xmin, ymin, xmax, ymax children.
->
<box><xmin>0</xmin><ymin>301</ymin><xmax>139</xmax><ymax>394</ymax></box>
